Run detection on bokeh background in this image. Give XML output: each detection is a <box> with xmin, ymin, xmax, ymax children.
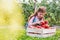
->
<box><xmin>0</xmin><ymin>0</ymin><xmax>25</xmax><ymax>40</ymax></box>
<box><xmin>0</xmin><ymin>0</ymin><xmax>60</xmax><ymax>40</ymax></box>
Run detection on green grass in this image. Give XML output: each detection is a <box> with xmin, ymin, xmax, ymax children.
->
<box><xmin>0</xmin><ymin>28</ymin><xmax>60</xmax><ymax>40</ymax></box>
<box><xmin>17</xmin><ymin>30</ymin><xmax>60</xmax><ymax>40</ymax></box>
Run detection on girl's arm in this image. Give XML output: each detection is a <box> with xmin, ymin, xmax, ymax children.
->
<box><xmin>28</xmin><ymin>17</ymin><xmax>40</xmax><ymax>26</ymax></box>
<box><xmin>29</xmin><ymin>21</ymin><xmax>40</xmax><ymax>26</ymax></box>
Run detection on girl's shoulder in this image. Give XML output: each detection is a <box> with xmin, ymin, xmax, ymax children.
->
<box><xmin>29</xmin><ymin>16</ymin><xmax>36</xmax><ymax>22</ymax></box>
<box><xmin>31</xmin><ymin>16</ymin><xmax>36</xmax><ymax>19</ymax></box>
<box><xmin>29</xmin><ymin>16</ymin><xmax>35</xmax><ymax>22</ymax></box>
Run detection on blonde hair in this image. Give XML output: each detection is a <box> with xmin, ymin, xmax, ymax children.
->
<box><xmin>28</xmin><ymin>6</ymin><xmax>46</xmax><ymax>22</ymax></box>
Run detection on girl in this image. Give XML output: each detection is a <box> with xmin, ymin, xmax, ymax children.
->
<box><xmin>28</xmin><ymin>6</ymin><xmax>46</xmax><ymax>27</ymax></box>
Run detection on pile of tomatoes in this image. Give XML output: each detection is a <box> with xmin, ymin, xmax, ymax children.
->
<box><xmin>29</xmin><ymin>20</ymin><xmax>50</xmax><ymax>29</ymax></box>
<box><xmin>36</xmin><ymin>21</ymin><xmax>50</xmax><ymax>29</ymax></box>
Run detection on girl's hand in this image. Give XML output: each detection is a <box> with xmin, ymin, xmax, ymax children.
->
<box><xmin>36</xmin><ymin>21</ymin><xmax>41</xmax><ymax>24</ymax></box>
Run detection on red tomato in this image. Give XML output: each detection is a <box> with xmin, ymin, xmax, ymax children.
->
<box><xmin>40</xmin><ymin>22</ymin><xmax>45</xmax><ymax>25</ymax></box>
<box><xmin>41</xmin><ymin>24</ymin><xmax>49</xmax><ymax>29</ymax></box>
<box><xmin>41</xmin><ymin>25</ymin><xmax>45</xmax><ymax>27</ymax></box>
<box><xmin>44</xmin><ymin>21</ymin><xmax>48</xmax><ymax>24</ymax></box>
<box><xmin>44</xmin><ymin>25</ymin><xmax>49</xmax><ymax>29</ymax></box>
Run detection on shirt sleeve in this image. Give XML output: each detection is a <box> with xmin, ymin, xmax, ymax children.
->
<box><xmin>28</xmin><ymin>17</ymin><xmax>34</xmax><ymax>26</ymax></box>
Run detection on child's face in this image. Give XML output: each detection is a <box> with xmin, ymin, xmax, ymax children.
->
<box><xmin>37</xmin><ymin>12</ymin><xmax>44</xmax><ymax>18</ymax></box>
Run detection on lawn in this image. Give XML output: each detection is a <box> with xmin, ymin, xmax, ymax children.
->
<box><xmin>0</xmin><ymin>28</ymin><xmax>60</xmax><ymax>40</ymax></box>
<box><xmin>17</xmin><ymin>29</ymin><xmax>60</xmax><ymax>40</ymax></box>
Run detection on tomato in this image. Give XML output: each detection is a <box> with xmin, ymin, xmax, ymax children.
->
<box><xmin>44</xmin><ymin>25</ymin><xmax>49</xmax><ymax>28</ymax></box>
<box><xmin>40</xmin><ymin>22</ymin><xmax>45</xmax><ymax>25</ymax></box>
<box><xmin>44</xmin><ymin>21</ymin><xmax>48</xmax><ymax>24</ymax></box>
<box><xmin>41</xmin><ymin>25</ymin><xmax>45</xmax><ymax>27</ymax></box>
<box><xmin>41</xmin><ymin>24</ymin><xmax>49</xmax><ymax>29</ymax></box>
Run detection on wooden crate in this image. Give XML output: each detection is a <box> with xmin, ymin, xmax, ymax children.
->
<box><xmin>26</xmin><ymin>27</ymin><xmax>56</xmax><ymax>38</ymax></box>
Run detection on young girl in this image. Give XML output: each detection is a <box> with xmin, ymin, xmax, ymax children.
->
<box><xmin>28</xmin><ymin>6</ymin><xmax>46</xmax><ymax>27</ymax></box>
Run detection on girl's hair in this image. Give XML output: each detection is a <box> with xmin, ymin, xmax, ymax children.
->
<box><xmin>28</xmin><ymin>6</ymin><xmax>46</xmax><ymax>21</ymax></box>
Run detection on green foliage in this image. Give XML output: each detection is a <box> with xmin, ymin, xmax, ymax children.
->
<box><xmin>22</xmin><ymin>3</ymin><xmax>34</xmax><ymax>25</ymax></box>
<box><xmin>22</xmin><ymin>0</ymin><xmax>60</xmax><ymax>26</ymax></box>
